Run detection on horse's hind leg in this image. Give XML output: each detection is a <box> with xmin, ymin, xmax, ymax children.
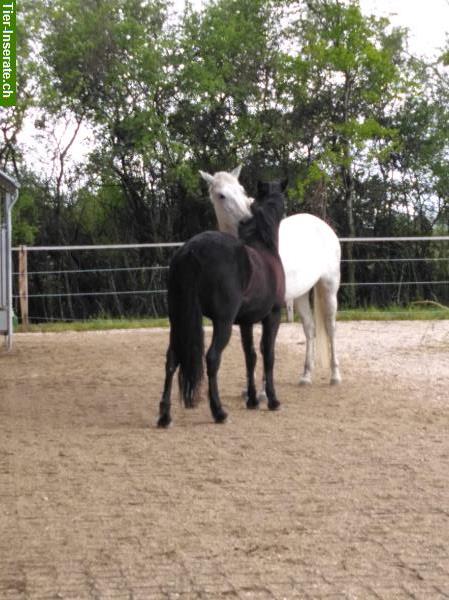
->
<box><xmin>261</xmin><ymin>307</ymin><xmax>282</xmax><ymax>411</ymax></box>
<box><xmin>157</xmin><ymin>345</ymin><xmax>179</xmax><ymax>428</ymax></box>
<box><xmin>317</xmin><ymin>278</ymin><xmax>341</xmax><ymax>385</ymax></box>
<box><xmin>295</xmin><ymin>293</ymin><xmax>315</xmax><ymax>385</ymax></box>
<box><xmin>239</xmin><ymin>323</ymin><xmax>259</xmax><ymax>409</ymax></box>
<box><xmin>206</xmin><ymin>320</ymin><xmax>233</xmax><ymax>423</ymax></box>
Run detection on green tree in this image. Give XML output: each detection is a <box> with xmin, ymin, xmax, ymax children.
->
<box><xmin>279</xmin><ymin>0</ymin><xmax>408</xmax><ymax>302</ymax></box>
<box><xmin>40</xmin><ymin>0</ymin><xmax>183</xmax><ymax>242</ymax></box>
<box><xmin>7</xmin><ymin>0</ymin><xmax>449</xmax><ymax>319</ymax></box>
<box><xmin>1</xmin><ymin>0</ymin><xmax>44</xmax><ymax>175</ymax></box>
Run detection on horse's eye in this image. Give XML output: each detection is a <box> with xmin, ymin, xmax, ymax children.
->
<box><xmin>218</xmin><ymin>193</ymin><xmax>225</xmax><ymax>200</ymax></box>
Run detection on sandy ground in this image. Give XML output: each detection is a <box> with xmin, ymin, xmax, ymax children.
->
<box><xmin>0</xmin><ymin>321</ymin><xmax>448</xmax><ymax>599</ymax></box>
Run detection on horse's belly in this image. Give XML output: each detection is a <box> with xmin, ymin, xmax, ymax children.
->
<box><xmin>283</xmin><ymin>267</ymin><xmax>320</xmax><ymax>299</ymax></box>
<box><xmin>235</xmin><ymin>297</ymin><xmax>279</xmax><ymax>324</ymax></box>
<box><xmin>279</xmin><ymin>214</ymin><xmax>340</xmax><ymax>300</ymax></box>
<box><xmin>236</xmin><ymin>280</ymin><xmax>284</xmax><ymax>323</ymax></box>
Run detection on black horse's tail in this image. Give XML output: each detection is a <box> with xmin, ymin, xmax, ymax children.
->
<box><xmin>168</xmin><ymin>250</ymin><xmax>204</xmax><ymax>408</ymax></box>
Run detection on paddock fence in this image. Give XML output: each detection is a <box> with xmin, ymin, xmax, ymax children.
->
<box><xmin>11</xmin><ymin>236</ymin><xmax>449</xmax><ymax>326</ymax></box>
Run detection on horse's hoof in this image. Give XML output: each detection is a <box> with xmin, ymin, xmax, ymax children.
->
<box><xmin>257</xmin><ymin>390</ymin><xmax>268</xmax><ymax>403</ymax></box>
<box><xmin>299</xmin><ymin>377</ymin><xmax>312</xmax><ymax>386</ymax></box>
<box><xmin>268</xmin><ymin>400</ymin><xmax>281</xmax><ymax>411</ymax></box>
<box><xmin>246</xmin><ymin>399</ymin><xmax>260</xmax><ymax>410</ymax></box>
<box><xmin>214</xmin><ymin>410</ymin><xmax>228</xmax><ymax>424</ymax></box>
<box><xmin>157</xmin><ymin>414</ymin><xmax>172</xmax><ymax>428</ymax></box>
<box><xmin>330</xmin><ymin>374</ymin><xmax>341</xmax><ymax>385</ymax></box>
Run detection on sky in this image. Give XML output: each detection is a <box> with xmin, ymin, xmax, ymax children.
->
<box><xmin>180</xmin><ymin>0</ymin><xmax>449</xmax><ymax>59</ymax></box>
<box><xmin>358</xmin><ymin>0</ymin><xmax>449</xmax><ymax>59</ymax></box>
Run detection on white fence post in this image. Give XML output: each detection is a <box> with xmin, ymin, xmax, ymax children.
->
<box><xmin>18</xmin><ymin>244</ymin><xmax>29</xmax><ymax>330</ymax></box>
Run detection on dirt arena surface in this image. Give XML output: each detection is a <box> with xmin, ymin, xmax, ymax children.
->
<box><xmin>1</xmin><ymin>321</ymin><xmax>448</xmax><ymax>599</ymax></box>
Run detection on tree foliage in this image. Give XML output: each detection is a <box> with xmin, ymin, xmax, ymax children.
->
<box><xmin>2</xmin><ymin>0</ymin><xmax>449</xmax><ymax>319</ymax></box>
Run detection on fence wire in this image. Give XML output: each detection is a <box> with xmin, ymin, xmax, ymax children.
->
<box><xmin>11</xmin><ymin>237</ymin><xmax>449</xmax><ymax>324</ymax></box>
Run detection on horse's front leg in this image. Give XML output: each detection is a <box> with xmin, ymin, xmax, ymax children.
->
<box><xmin>239</xmin><ymin>323</ymin><xmax>259</xmax><ymax>409</ymax></box>
<box><xmin>261</xmin><ymin>307</ymin><xmax>282</xmax><ymax>411</ymax></box>
<box><xmin>206</xmin><ymin>320</ymin><xmax>233</xmax><ymax>423</ymax></box>
<box><xmin>157</xmin><ymin>345</ymin><xmax>178</xmax><ymax>428</ymax></box>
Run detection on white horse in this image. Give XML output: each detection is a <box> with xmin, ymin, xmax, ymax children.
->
<box><xmin>199</xmin><ymin>166</ymin><xmax>342</xmax><ymax>386</ymax></box>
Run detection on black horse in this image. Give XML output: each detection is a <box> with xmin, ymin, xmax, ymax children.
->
<box><xmin>157</xmin><ymin>180</ymin><xmax>286</xmax><ymax>427</ymax></box>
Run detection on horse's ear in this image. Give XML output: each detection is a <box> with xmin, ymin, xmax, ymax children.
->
<box><xmin>231</xmin><ymin>165</ymin><xmax>242</xmax><ymax>179</ymax></box>
<box><xmin>281</xmin><ymin>178</ymin><xmax>288</xmax><ymax>192</ymax></box>
<box><xmin>199</xmin><ymin>170</ymin><xmax>214</xmax><ymax>185</ymax></box>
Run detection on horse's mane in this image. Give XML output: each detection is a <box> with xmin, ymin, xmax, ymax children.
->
<box><xmin>238</xmin><ymin>195</ymin><xmax>283</xmax><ymax>251</ymax></box>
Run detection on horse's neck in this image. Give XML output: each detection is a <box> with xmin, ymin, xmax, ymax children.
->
<box><xmin>218</xmin><ymin>217</ymin><xmax>239</xmax><ymax>237</ymax></box>
<box><xmin>214</xmin><ymin>194</ymin><xmax>253</xmax><ymax>237</ymax></box>
<box><xmin>247</xmin><ymin>236</ymin><xmax>280</xmax><ymax>258</ymax></box>
<box><xmin>250</xmin><ymin>219</ymin><xmax>280</xmax><ymax>255</ymax></box>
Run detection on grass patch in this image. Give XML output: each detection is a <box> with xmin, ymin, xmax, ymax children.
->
<box><xmin>337</xmin><ymin>302</ymin><xmax>449</xmax><ymax>321</ymax></box>
<box><xmin>14</xmin><ymin>303</ymin><xmax>449</xmax><ymax>334</ymax></box>
<box><xmin>337</xmin><ymin>307</ymin><xmax>449</xmax><ymax>321</ymax></box>
<box><xmin>15</xmin><ymin>317</ymin><xmax>169</xmax><ymax>334</ymax></box>
<box><xmin>283</xmin><ymin>302</ymin><xmax>449</xmax><ymax>323</ymax></box>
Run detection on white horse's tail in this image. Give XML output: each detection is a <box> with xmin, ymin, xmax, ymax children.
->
<box><xmin>313</xmin><ymin>285</ymin><xmax>330</xmax><ymax>369</ymax></box>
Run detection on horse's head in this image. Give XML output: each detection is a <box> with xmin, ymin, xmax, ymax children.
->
<box><xmin>199</xmin><ymin>166</ymin><xmax>253</xmax><ymax>236</ymax></box>
<box><xmin>239</xmin><ymin>179</ymin><xmax>287</xmax><ymax>251</ymax></box>
<box><xmin>256</xmin><ymin>179</ymin><xmax>287</xmax><ymax>223</ymax></box>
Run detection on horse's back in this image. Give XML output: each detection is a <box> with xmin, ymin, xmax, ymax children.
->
<box><xmin>171</xmin><ymin>231</ymin><xmax>284</xmax><ymax>324</ymax></box>
<box><xmin>172</xmin><ymin>231</ymin><xmax>247</xmax><ymax>281</ymax></box>
<box><xmin>279</xmin><ymin>213</ymin><xmax>340</xmax><ymax>299</ymax></box>
<box><xmin>171</xmin><ymin>231</ymin><xmax>250</xmax><ymax>318</ymax></box>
